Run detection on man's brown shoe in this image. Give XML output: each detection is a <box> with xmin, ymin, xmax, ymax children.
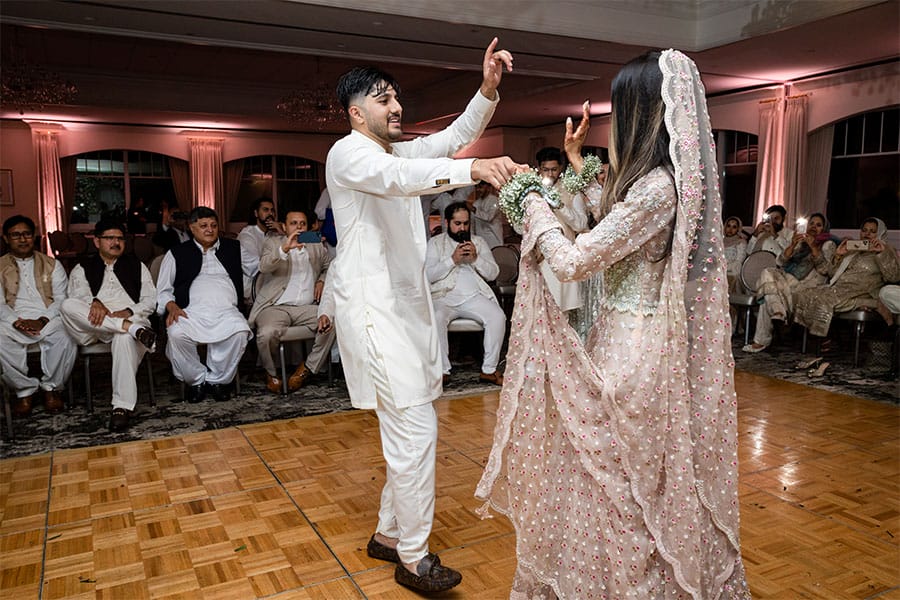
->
<box><xmin>11</xmin><ymin>395</ymin><xmax>32</xmax><ymax>417</ymax></box>
<box><xmin>479</xmin><ymin>371</ymin><xmax>504</xmax><ymax>386</ymax></box>
<box><xmin>44</xmin><ymin>390</ymin><xmax>64</xmax><ymax>414</ymax></box>
<box><xmin>265</xmin><ymin>373</ymin><xmax>283</xmax><ymax>394</ymax></box>
<box><xmin>288</xmin><ymin>362</ymin><xmax>311</xmax><ymax>392</ymax></box>
<box><xmin>394</xmin><ymin>553</ymin><xmax>462</xmax><ymax>593</ymax></box>
<box><xmin>366</xmin><ymin>535</ymin><xmax>400</xmax><ymax>563</ymax></box>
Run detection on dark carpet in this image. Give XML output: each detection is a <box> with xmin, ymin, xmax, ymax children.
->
<box><xmin>2</xmin><ymin>325</ymin><xmax>896</xmax><ymax>460</ymax></box>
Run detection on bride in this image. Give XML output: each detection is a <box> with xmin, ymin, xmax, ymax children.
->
<box><xmin>477</xmin><ymin>50</ymin><xmax>751</xmax><ymax>599</ymax></box>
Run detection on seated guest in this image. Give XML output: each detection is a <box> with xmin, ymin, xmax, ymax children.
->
<box><xmin>61</xmin><ymin>219</ymin><xmax>157</xmax><ymax>431</ymax></box>
<box><xmin>794</xmin><ymin>217</ymin><xmax>900</xmax><ymax>341</ymax></box>
<box><xmin>248</xmin><ymin>208</ymin><xmax>335</xmax><ymax>393</ymax></box>
<box><xmin>238</xmin><ymin>197</ymin><xmax>282</xmax><ymax>303</ymax></box>
<box><xmin>743</xmin><ymin>213</ymin><xmax>839</xmax><ymax>352</ymax></box>
<box><xmin>747</xmin><ymin>204</ymin><xmax>793</xmax><ymax>255</ymax></box>
<box><xmin>158</xmin><ymin>207</ymin><xmax>250</xmax><ymax>402</ymax></box>
<box><xmin>152</xmin><ymin>201</ymin><xmax>190</xmax><ymax>251</ymax></box>
<box><xmin>426</xmin><ymin>202</ymin><xmax>505</xmax><ymax>386</ymax></box>
<box><xmin>723</xmin><ymin>216</ymin><xmax>748</xmax><ymax>293</ymax></box>
<box><xmin>0</xmin><ymin>215</ymin><xmax>76</xmax><ymax>417</ymax></box>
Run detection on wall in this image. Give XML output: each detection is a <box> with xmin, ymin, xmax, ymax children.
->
<box><xmin>0</xmin><ymin>121</ymin><xmax>40</xmax><ymax>227</ymax></box>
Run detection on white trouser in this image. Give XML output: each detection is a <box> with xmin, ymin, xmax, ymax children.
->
<box><xmin>165</xmin><ymin>323</ymin><xmax>248</xmax><ymax>386</ymax></box>
<box><xmin>367</xmin><ymin>324</ymin><xmax>436</xmax><ymax>565</ymax></box>
<box><xmin>752</xmin><ymin>300</ymin><xmax>776</xmax><ymax>347</ymax></box>
<box><xmin>433</xmin><ymin>294</ymin><xmax>506</xmax><ymax>374</ymax></box>
<box><xmin>60</xmin><ymin>298</ymin><xmax>148</xmax><ymax>410</ymax></box>
<box><xmin>881</xmin><ymin>285</ymin><xmax>900</xmax><ymax>313</ymax></box>
<box><xmin>0</xmin><ymin>318</ymin><xmax>77</xmax><ymax>398</ymax></box>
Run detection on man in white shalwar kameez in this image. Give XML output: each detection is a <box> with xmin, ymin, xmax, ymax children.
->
<box><xmin>157</xmin><ymin>207</ymin><xmax>250</xmax><ymax>403</ymax></box>
<box><xmin>325</xmin><ymin>38</ymin><xmax>526</xmax><ymax>593</ymax></box>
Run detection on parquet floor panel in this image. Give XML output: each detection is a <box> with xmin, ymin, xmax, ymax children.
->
<box><xmin>0</xmin><ymin>370</ymin><xmax>897</xmax><ymax>598</ymax></box>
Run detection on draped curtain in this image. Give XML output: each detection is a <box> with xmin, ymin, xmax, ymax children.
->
<box><xmin>223</xmin><ymin>159</ymin><xmax>245</xmax><ymax>225</ymax></box>
<box><xmin>189</xmin><ymin>138</ymin><xmax>224</xmax><ymax>216</ymax></box>
<box><xmin>803</xmin><ymin>125</ymin><xmax>834</xmax><ymax>218</ymax></box>
<box><xmin>34</xmin><ymin>132</ymin><xmax>66</xmax><ymax>240</ymax></box>
<box><xmin>754</xmin><ymin>99</ymin><xmax>783</xmax><ymax>223</ymax></box>
<box><xmin>58</xmin><ymin>156</ymin><xmax>77</xmax><ymax>226</ymax></box>
<box><xmin>168</xmin><ymin>157</ymin><xmax>191</xmax><ymax>211</ymax></box>
<box><xmin>782</xmin><ymin>95</ymin><xmax>808</xmax><ymax>219</ymax></box>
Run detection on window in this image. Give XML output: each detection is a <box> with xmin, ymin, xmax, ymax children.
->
<box><xmin>73</xmin><ymin>150</ymin><xmax>174</xmax><ymax>231</ymax></box>
<box><xmin>827</xmin><ymin>107</ymin><xmax>899</xmax><ymax>229</ymax></box>
<box><xmin>717</xmin><ymin>130</ymin><xmax>758</xmax><ymax>228</ymax></box>
<box><xmin>231</xmin><ymin>155</ymin><xmax>322</xmax><ymax>224</ymax></box>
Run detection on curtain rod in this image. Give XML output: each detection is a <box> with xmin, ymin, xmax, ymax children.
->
<box><xmin>759</xmin><ymin>93</ymin><xmax>811</xmax><ymax>104</ymax></box>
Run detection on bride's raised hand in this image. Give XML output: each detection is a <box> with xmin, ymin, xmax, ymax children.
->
<box><xmin>564</xmin><ymin>100</ymin><xmax>591</xmax><ymax>173</ymax></box>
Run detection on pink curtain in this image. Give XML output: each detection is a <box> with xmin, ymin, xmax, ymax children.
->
<box><xmin>802</xmin><ymin>124</ymin><xmax>834</xmax><ymax>218</ymax></box>
<box><xmin>189</xmin><ymin>138</ymin><xmax>224</xmax><ymax>214</ymax></box>
<box><xmin>754</xmin><ymin>99</ymin><xmax>783</xmax><ymax>223</ymax></box>
<box><xmin>223</xmin><ymin>159</ymin><xmax>245</xmax><ymax>225</ymax></box>
<box><xmin>168</xmin><ymin>157</ymin><xmax>191</xmax><ymax>211</ymax></box>
<box><xmin>782</xmin><ymin>95</ymin><xmax>808</xmax><ymax>220</ymax></box>
<box><xmin>34</xmin><ymin>132</ymin><xmax>66</xmax><ymax>237</ymax></box>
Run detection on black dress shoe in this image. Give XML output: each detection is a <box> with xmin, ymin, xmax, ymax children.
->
<box><xmin>394</xmin><ymin>553</ymin><xmax>462</xmax><ymax>593</ymax></box>
<box><xmin>366</xmin><ymin>535</ymin><xmax>400</xmax><ymax>563</ymax></box>
<box><xmin>207</xmin><ymin>382</ymin><xmax>231</xmax><ymax>402</ymax></box>
<box><xmin>134</xmin><ymin>327</ymin><xmax>157</xmax><ymax>352</ymax></box>
<box><xmin>109</xmin><ymin>408</ymin><xmax>131</xmax><ymax>432</ymax></box>
<box><xmin>185</xmin><ymin>383</ymin><xmax>206</xmax><ymax>403</ymax></box>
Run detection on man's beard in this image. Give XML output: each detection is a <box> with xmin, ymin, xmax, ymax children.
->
<box><xmin>447</xmin><ymin>229</ymin><xmax>469</xmax><ymax>243</ymax></box>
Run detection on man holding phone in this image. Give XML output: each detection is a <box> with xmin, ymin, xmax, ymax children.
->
<box><xmin>426</xmin><ymin>202</ymin><xmax>506</xmax><ymax>387</ymax></box>
<box><xmin>239</xmin><ymin>197</ymin><xmax>283</xmax><ymax>304</ymax></box>
<box><xmin>248</xmin><ymin>208</ymin><xmax>334</xmax><ymax>393</ymax></box>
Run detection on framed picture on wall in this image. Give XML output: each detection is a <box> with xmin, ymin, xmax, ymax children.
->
<box><xmin>0</xmin><ymin>169</ymin><xmax>13</xmax><ymax>206</ymax></box>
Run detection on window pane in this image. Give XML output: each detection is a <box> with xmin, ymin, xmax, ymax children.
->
<box><xmin>73</xmin><ymin>176</ymin><xmax>125</xmax><ymax>224</ymax></box>
<box><xmin>845</xmin><ymin>115</ymin><xmax>863</xmax><ymax>155</ymax></box>
<box><xmin>827</xmin><ymin>155</ymin><xmax>899</xmax><ymax>229</ymax></box>
<box><xmin>882</xmin><ymin>109</ymin><xmax>899</xmax><ymax>153</ymax></box>
<box><xmin>722</xmin><ymin>164</ymin><xmax>757</xmax><ymax>227</ymax></box>
<box><xmin>863</xmin><ymin>112</ymin><xmax>882</xmax><ymax>154</ymax></box>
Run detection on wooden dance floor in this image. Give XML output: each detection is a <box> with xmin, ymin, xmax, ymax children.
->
<box><xmin>1</xmin><ymin>370</ymin><xmax>897</xmax><ymax>599</ymax></box>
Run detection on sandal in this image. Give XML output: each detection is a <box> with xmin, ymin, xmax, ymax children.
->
<box><xmin>796</xmin><ymin>356</ymin><xmax>823</xmax><ymax>370</ymax></box>
<box><xmin>808</xmin><ymin>361</ymin><xmax>830</xmax><ymax>378</ymax></box>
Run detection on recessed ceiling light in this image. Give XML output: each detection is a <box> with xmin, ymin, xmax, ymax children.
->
<box><xmin>372</xmin><ymin>20</ymin><xmax>383</xmax><ymax>26</ymax></box>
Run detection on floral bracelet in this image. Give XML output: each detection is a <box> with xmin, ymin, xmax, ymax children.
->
<box><xmin>560</xmin><ymin>154</ymin><xmax>602</xmax><ymax>194</ymax></box>
<box><xmin>498</xmin><ymin>170</ymin><xmax>561</xmax><ymax>231</ymax></box>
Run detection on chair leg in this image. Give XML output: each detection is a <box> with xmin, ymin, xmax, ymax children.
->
<box><xmin>801</xmin><ymin>328</ymin><xmax>808</xmax><ymax>354</ymax></box>
<box><xmin>146</xmin><ymin>359</ymin><xmax>156</xmax><ymax>406</ymax></box>
<box><xmin>84</xmin><ymin>355</ymin><xmax>94</xmax><ymax>413</ymax></box>
<box><xmin>853</xmin><ymin>322</ymin><xmax>863</xmax><ymax>367</ymax></box>
<box><xmin>280</xmin><ymin>342</ymin><xmax>288</xmax><ymax>395</ymax></box>
<box><xmin>743</xmin><ymin>307</ymin><xmax>751</xmax><ymax>346</ymax></box>
<box><xmin>3</xmin><ymin>389</ymin><xmax>13</xmax><ymax>440</ymax></box>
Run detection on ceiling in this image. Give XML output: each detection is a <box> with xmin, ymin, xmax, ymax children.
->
<box><xmin>1</xmin><ymin>0</ymin><xmax>897</xmax><ymax>136</ymax></box>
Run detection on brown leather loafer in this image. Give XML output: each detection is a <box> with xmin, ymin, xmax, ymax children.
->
<box><xmin>366</xmin><ymin>535</ymin><xmax>399</xmax><ymax>563</ymax></box>
<box><xmin>479</xmin><ymin>371</ymin><xmax>504</xmax><ymax>386</ymax></box>
<box><xmin>11</xmin><ymin>395</ymin><xmax>32</xmax><ymax>417</ymax></box>
<box><xmin>265</xmin><ymin>373</ymin><xmax>283</xmax><ymax>394</ymax></box>
<box><xmin>288</xmin><ymin>362</ymin><xmax>311</xmax><ymax>392</ymax></box>
<box><xmin>394</xmin><ymin>553</ymin><xmax>462</xmax><ymax>593</ymax></box>
<box><xmin>44</xmin><ymin>390</ymin><xmax>65</xmax><ymax>414</ymax></box>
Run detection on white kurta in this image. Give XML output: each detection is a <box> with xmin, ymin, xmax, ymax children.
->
<box><xmin>325</xmin><ymin>90</ymin><xmax>497</xmax><ymax>408</ymax></box>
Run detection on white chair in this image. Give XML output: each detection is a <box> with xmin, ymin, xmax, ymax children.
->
<box><xmin>491</xmin><ymin>245</ymin><xmax>519</xmax><ymax>314</ymax></box>
<box><xmin>729</xmin><ymin>251</ymin><xmax>777</xmax><ymax>346</ymax></box>
<box><xmin>801</xmin><ymin>309</ymin><xmax>883</xmax><ymax>367</ymax></box>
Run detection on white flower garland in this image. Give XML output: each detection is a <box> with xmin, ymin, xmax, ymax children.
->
<box><xmin>560</xmin><ymin>154</ymin><xmax>602</xmax><ymax>194</ymax></box>
<box><xmin>498</xmin><ymin>170</ymin><xmax>560</xmax><ymax>231</ymax></box>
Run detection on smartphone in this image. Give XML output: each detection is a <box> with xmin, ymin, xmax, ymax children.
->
<box><xmin>456</xmin><ymin>230</ymin><xmax>471</xmax><ymax>242</ymax></box>
<box><xmin>296</xmin><ymin>231</ymin><xmax>322</xmax><ymax>244</ymax></box>
<box><xmin>796</xmin><ymin>219</ymin><xmax>807</xmax><ymax>235</ymax></box>
<box><xmin>846</xmin><ymin>239</ymin><xmax>870</xmax><ymax>251</ymax></box>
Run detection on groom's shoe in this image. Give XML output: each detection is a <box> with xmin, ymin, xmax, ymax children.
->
<box><xmin>366</xmin><ymin>535</ymin><xmax>399</xmax><ymax>563</ymax></box>
<box><xmin>394</xmin><ymin>553</ymin><xmax>462</xmax><ymax>593</ymax></box>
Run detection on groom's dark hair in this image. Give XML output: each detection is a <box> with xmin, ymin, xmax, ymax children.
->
<box><xmin>336</xmin><ymin>66</ymin><xmax>402</xmax><ymax>112</ymax></box>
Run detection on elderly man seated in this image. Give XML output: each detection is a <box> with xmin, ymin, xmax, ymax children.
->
<box><xmin>157</xmin><ymin>206</ymin><xmax>250</xmax><ymax>402</ymax></box>
<box><xmin>0</xmin><ymin>215</ymin><xmax>76</xmax><ymax>417</ymax></box>
<box><xmin>248</xmin><ymin>207</ymin><xmax>335</xmax><ymax>393</ymax></box>
<box><xmin>426</xmin><ymin>202</ymin><xmax>505</xmax><ymax>386</ymax></box>
<box><xmin>61</xmin><ymin>219</ymin><xmax>157</xmax><ymax>431</ymax></box>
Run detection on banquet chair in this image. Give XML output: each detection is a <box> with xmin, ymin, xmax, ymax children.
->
<box><xmin>729</xmin><ymin>251</ymin><xmax>777</xmax><ymax>346</ymax></box>
<box><xmin>0</xmin><ymin>342</ymin><xmax>40</xmax><ymax>439</ymax></box>
<box><xmin>491</xmin><ymin>245</ymin><xmax>519</xmax><ymax>315</ymax></box>
<box><xmin>800</xmin><ymin>309</ymin><xmax>883</xmax><ymax>367</ymax></box>
<box><xmin>72</xmin><ymin>341</ymin><xmax>156</xmax><ymax>413</ymax></box>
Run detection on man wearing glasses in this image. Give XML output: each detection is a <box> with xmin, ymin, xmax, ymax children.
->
<box><xmin>61</xmin><ymin>219</ymin><xmax>158</xmax><ymax>432</ymax></box>
<box><xmin>0</xmin><ymin>215</ymin><xmax>76</xmax><ymax>417</ymax></box>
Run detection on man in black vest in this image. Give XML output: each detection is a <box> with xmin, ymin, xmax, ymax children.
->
<box><xmin>156</xmin><ymin>206</ymin><xmax>250</xmax><ymax>402</ymax></box>
<box><xmin>60</xmin><ymin>219</ymin><xmax>158</xmax><ymax>432</ymax></box>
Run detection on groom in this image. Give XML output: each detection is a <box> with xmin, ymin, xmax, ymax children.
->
<box><xmin>325</xmin><ymin>38</ymin><xmax>525</xmax><ymax>593</ymax></box>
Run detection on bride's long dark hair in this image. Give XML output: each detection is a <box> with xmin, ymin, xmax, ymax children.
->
<box><xmin>599</xmin><ymin>51</ymin><xmax>673</xmax><ymax>217</ymax></box>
